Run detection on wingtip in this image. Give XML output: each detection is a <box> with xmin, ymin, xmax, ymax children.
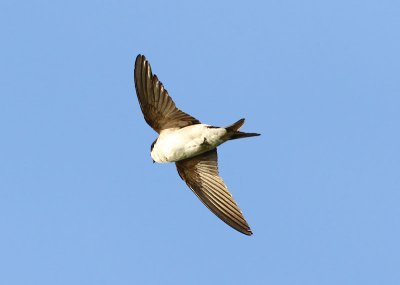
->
<box><xmin>234</xmin><ymin>227</ymin><xmax>252</xmax><ymax>236</ymax></box>
<box><xmin>243</xmin><ymin>229</ymin><xmax>253</xmax><ymax>236</ymax></box>
<box><xmin>135</xmin><ymin>54</ymin><xmax>146</xmax><ymax>65</ymax></box>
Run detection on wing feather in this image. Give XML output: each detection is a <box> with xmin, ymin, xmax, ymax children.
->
<box><xmin>176</xmin><ymin>149</ymin><xmax>252</xmax><ymax>235</ymax></box>
<box><xmin>134</xmin><ymin>55</ymin><xmax>200</xmax><ymax>133</ymax></box>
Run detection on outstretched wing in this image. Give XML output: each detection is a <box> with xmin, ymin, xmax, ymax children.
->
<box><xmin>134</xmin><ymin>54</ymin><xmax>200</xmax><ymax>133</ymax></box>
<box><xmin>176</xmin><ymin>149</ymin><xmax>252</xmax><ymax>235</ymax></box>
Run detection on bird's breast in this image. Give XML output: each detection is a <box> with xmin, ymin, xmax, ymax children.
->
<box><xmin>151</xmin><ymin>124</ymin><xmax>227</xmax><ymax>163</ymax></box>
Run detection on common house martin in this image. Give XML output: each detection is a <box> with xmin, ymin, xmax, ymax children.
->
<box><xmin>134</xmin><ymin>54</ymin><xmax>260</xmax><ymax>235</ymax></box>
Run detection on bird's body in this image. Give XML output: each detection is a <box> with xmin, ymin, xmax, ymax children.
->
<box><xmin>134</xmin><ymin>54</ymin><xmax>260</xmax><ymax>235</ymax></box>
<box><xmin>151</xmin><ymin>124</ymin><xmax>227</xmax><ymax>163</ymax></box>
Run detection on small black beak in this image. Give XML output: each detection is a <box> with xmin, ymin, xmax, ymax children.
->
<box><xmin>152</xmin><ymin>160</ymin><xmax>155</xmax><ymax>163</ymax></box>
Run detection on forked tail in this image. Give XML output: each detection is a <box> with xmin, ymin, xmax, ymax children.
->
<box><xmin>225</xmin><ymin>118</ymin><xmax>261</xmax><ymax>140</ymax></box>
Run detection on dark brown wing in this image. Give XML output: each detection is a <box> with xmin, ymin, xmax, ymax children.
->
<box><xmin>176</xmin><ymin>149</ymin><xmax>252</xmax><ymax>235</ymax></box>
<box><xmin>134</xmin><ymin>54</ymin><xmax>200</xmax><ymax>133</ymax></box>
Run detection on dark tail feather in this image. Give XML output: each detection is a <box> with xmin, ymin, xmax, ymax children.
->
<box><xmin>225</xmin><ymin>118</ymin><xmax>261</xmax><ymax>140</ymax></box>
<box><xmin>225</xmin><ymin>118</ymin><xmax>245</xmax><ymax>132</ymax></box>
<box><xmin>230</xmin><ymin>132</ymin><xmax>261</xmax><ymax>140</ymax></box>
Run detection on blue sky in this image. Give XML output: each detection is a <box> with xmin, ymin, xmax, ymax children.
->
<box><xmin>1</xmin><ymin>1</ymin><xmax>399</xmax><ymax>284</ymax></box>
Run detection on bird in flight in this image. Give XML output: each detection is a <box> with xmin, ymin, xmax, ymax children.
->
<box><xmin>134</xmin><ymin>54</ymin><xmax>260</xmax><ymax>235</ymax></box>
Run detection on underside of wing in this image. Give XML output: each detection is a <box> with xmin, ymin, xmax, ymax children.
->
<box><xmin>176</xmin><ymin>149</ymin><xmax>252</xmax><ymax>235</ymax></box>
<box><xmin>134</xmin><ymin>54</ymin><xmax>200</xmax><ymax>133</ymax></box>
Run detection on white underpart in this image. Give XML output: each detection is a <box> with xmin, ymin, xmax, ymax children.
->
<box><xmin>151</xmin><ymin>124</ymin><xmax>228</xmax><ymax>163</ymax></box>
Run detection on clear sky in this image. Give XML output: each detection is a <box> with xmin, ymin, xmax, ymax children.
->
<box><xmin>1</xmin><ymin>1</ymin><xmax>399</xmax><ymax>284</ymax></box>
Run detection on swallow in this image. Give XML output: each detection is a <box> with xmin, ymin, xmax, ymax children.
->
<box><xmin>134</xmin><ymin>54</ymin><xmax>260</xmax><ymax>235</ymax></box>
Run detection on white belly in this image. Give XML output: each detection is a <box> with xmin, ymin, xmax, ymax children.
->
<box><xmin>151</xmin><ymin>124</ymin><xmax>227</xmax><ymax>163</ymax></box>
